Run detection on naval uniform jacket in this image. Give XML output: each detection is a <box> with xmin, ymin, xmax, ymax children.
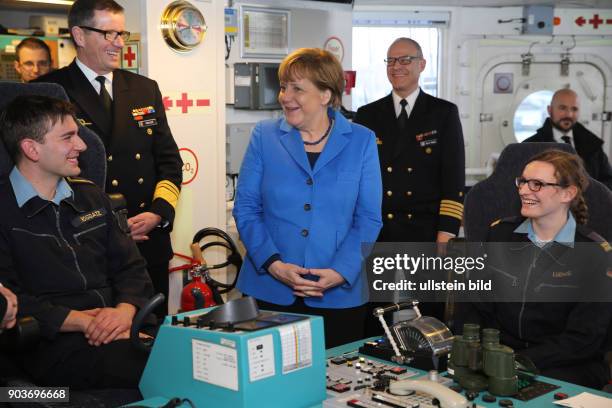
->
<box><xmin>354</xmin><ymin>90</ymin><xmax>465</xmax><ymax>242</ymax></box>
<box><xmin>466</xmin><ymin>217</ymin><xmax>611</xmax><ymax>378</ymax></box>
<box><xmin>0</xmin><ymin>176</ymin><xmax>153</xmax><ymax>379</ymax></box>
<box><xmin>524</xmin><ymin>118</ymin><xmax>612</xmax><ymax>190</ymax></box>
<box><xmin>36</xmin><ymin>61</ymin><xmax>183</xmax><ymax>265</ymax></box>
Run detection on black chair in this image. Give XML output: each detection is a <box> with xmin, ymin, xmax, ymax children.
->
<box><xmin>0</xmin><ymin>81</ymin><xmax>141</xmax><ymax>408</ymax></box>
<box><xmin>464</xmin><ymin>142</ymin><xmax>612</xmax><ymax>242</ymax></box>
<box><xmin>0</xmin><ymin>81</ymin><xmax>106</xmax><ymax>187</ymax></box>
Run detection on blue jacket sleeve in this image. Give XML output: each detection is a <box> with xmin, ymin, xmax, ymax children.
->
<box><xmin>233</xmin><ymin>122</ymin><xmax>280</xmax><ymax>273</ymax></box>
<box><xmin>330</xmin><ymin>130</ymin><xmax>383</xmax><ymax>286</ymax></box>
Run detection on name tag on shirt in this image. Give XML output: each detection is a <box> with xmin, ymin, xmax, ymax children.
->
<box><xmin>72</xmin><ymin>208</ymin><xmax>107</xmax><ymax>227</ymax></box>
<box><xmin>138</xmin><ymin>118</ymin><xmax>158</xmax><ymax>128</ymax></box>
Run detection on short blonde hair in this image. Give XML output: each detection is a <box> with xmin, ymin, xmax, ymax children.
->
<box><xmin>278</xmin><ymin>48</ymin><xmax>344</xmax><ymax>108</ymax></box>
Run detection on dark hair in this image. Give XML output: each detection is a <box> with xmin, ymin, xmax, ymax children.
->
<box><xmin>278</xmin><ymin>48</ymin><xmax>344</xmax><ymax>108</ymax></box>
<box><xmin>526</xmin><ymin>149</ymin><xmax>590</xmax><ymax>224</ymax></box>
<box><xmin>389</xmin><ymin>37</ymin><xmax>424</xmax><ymax>58</ymax></box>
<box><xmin>68</xmin><ymin>0</ymin><xmax>124</xmax><ymax>29</ymax></box>
<box><xmin>15</xmin><ymin>37</ymin><xmax>51</xmax><ymax>62</ymax></box>
<box><xmin>0</xmin><ymin>95</ymin><xmax>76</xmax><ymax>163</ymax></box>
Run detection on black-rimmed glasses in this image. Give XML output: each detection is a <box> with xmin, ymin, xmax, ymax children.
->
<box><xmin>384</xmin><ymin>55</ymin><xmax>421</xmax><ymax>66</ymax></box>
<box><xmin>515</xmin><ymin>177</ymin><xmax>566</xmax><ymax>192</ymax></box>
<box><xmin>79</xmin><ymin>26</ymin><xmax>130</xmax><ymax>42</ymax></box>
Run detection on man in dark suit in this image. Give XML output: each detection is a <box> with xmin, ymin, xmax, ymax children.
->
<box><xmin>354</xmin><ymin>37</ymin><xmax>465</xmax><ymax>326</ymax></box>
<box><xmin>37</xmin><ymin>0</ymin><xmax>182</xmax><ymax>316</ymax></box>
<box><xmin>523</xmin><ymin>88</ymin><xmax>612</xmax><ymax>189</ymax></box>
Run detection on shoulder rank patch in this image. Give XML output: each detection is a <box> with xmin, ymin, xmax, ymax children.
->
<box><xmin>490</xmin><ymin>219</ymin><xmax>501</xmax><ymax>227</ymax></box>
<box><xmin>66</xmin><ymin>177</ymin><xmax>95</xmax><ymax>185</ymax></box>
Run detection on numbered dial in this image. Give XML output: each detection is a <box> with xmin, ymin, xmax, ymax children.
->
<box><xmin>161</xmin><ymin>1</ymin><xmax>207</xmax><ymax>52</ymax></box>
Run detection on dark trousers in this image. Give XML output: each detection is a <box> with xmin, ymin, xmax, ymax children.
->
<box><xmin>257</xmin><ymin>298</ymin><xmax>367</xmax><ymax>348</ymax></box>
<box><xmin>147</xmin><ymin>261</ymin><xmax>169</xmax><ymax>319</ymax></box>
<box><xmin>541</xmin><ymin>360</ymin><xmax>610</xmax><ymax>389</ymax></box>
<box><xmin>26</xmin><ymin>334</ymin><xmax>148</xmax><ymax>390</ymax></box>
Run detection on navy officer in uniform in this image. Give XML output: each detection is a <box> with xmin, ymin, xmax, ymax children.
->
<box><xmin>0</xmin><ymin>95</ymin><xmax>154</xmax><ymax>389</ymax></box>
<box><xmin>37</xmin><ymin>0</ymin><xmax>183</xmax><ymax>316</ymax></box>
<box><xmin>354</xmin><ymin>37</ymin><xmax>465</xmax><ymax>325</ymax></box>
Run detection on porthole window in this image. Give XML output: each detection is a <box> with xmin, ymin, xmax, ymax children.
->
<box><xmin>513</xmin><ymin>90</ymin><xmax>553</xmax><ymax>142</ymax></box>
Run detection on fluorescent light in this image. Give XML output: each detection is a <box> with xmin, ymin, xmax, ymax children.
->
<box><xmin>16</xmin><ymin>0</ymin><xmax>74</xmax><ymax>5</ymax></box>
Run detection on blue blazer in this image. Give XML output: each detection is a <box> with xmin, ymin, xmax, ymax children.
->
<box><xmin>233</xmin><ymin>109</ymin><xmax>382</xmax><ymax>308</ymax></box>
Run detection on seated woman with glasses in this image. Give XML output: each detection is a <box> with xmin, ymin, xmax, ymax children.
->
<box><xmin>462</xmin><ymin>149</ymin><xmax>611</xmax><ymax>388</ymax></box>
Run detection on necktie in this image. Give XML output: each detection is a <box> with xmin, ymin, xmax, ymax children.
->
<box><xmin>561</xmin><ymin>135</ymin><xmax>572</xmax><ymax>145</ymax></box>
<box><xmin>397</xmin><ymin>99</ymin><xmax>408</xmax><ymax>131</ymax></box>
<box><xmin>95</xmin><ymin>76</ymin><xmax>112</xmax><ymax>116</ymax></box>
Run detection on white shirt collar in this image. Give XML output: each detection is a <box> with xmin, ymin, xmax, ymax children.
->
<box><xmin>551</xmin><ymin>126</ymin><xmax>574</xmax><ymax>145</ymax></box>
<box><xmin>75</xmin><ymin>58</ymin><xmax>114</xmax><ymax>99</ymax></box>
<box><xmin>392</xmin><ymin>87</ymin><xmax>420</xmax><ymax>118</ymax></box>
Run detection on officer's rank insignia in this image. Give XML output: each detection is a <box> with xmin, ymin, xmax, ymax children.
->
<box><xmin>601</xmin><ymin>241</ymin><xmax>611</xmax><ymax>252</ymax></box>
<box><xmin>147</xmin><ymin>128</ymin><xmax>153</xmax><ymax>135</ymax></box>
<box><xmin>72</xmin><ymin>208</ymin><xmax>107</xmax><ymax>227</ymax></box>
<box><xmin>77</xmin><ymin>118</ymin><xmax>92</xmax><ymax>126</ymax></box>
<box><xmin>425</xmin><ymin>147</ymin><xmax>432</xmax><ymax>154</ymax></box>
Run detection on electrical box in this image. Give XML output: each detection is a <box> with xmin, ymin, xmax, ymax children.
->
<box><xmin>29</xmin><ymin>15</ymin><xmax>68</xmax><ymax>36</ymax></box>
<box><xmin>225</xmin><ymin>8</ymin><xmax>238</xmax><ymax>37</ymax></box>
<box><xmin>522</xmin><ymin>5</ymin><xmax>553</xmax><ymax>35</ymax></box>
<box><xmin>226</xmin><ymin>123</ymin><xmax>256</xmax><ymax>175</ymax></box>
<box><xmin>234</xmin><ymin>63</ymin><xmax>281</xmax><ymax>110</ymax></box>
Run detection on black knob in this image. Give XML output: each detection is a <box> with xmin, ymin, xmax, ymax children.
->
<box><xmin>301</xmin><ymin>229</ymin><xmax>309</xmax><ymax>237</ymax></box>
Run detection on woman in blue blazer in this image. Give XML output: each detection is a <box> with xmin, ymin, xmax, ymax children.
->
<box><xmin>233</xmin><ymin>48</ymin><xmax>382</xmax><ymax>347</ymax></box>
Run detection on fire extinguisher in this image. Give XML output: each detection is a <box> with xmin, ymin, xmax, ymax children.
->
<box><xmin>174</xmin><ymin>227</ymin><xmax>242</xmax><ymax>312</ymax></box>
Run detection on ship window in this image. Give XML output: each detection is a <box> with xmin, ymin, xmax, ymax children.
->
<box><xmin>513</xmin><ymin>90</ymin><xmax>553</xmax><ymax>142</ymax></box>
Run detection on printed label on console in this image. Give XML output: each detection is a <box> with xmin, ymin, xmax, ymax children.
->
<box><xmin>247</xmin><ymin>334</ymin><xmax>275</xmax><ymax>382</ymax></box>
<box><xmin>192</xmin><ymin>339</ymin><xmax>239</xmax><ymax>391</ymax></box>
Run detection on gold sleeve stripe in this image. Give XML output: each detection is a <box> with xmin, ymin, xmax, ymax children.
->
<box><xmin>440</xmin><ymin>199</ymin><xmax>464</xmax><ymax>210</ymax></box>
<box><xmin>439</xmin><ymin>209</ymin><xmax>463</xmax><ymax>220</ymax></box>
<box><xmin>66</xmin><ymin>176</ymin><xmax>94</xmax><ymax>185</ymax></box>
<box><xmin>490</xmin><ymin>219</ymin><xmax>502</xmax><ymax>227</ymax></box>
<box><xmin>439</xmin><ymin>205</ymin><xmax>463</xmax><ymax>214</ymax></box>
<box><xmin>158</xmin><ymin>180</ymin><xmax>180</xmax><ymax>196</ymax></box>
<box><xmin>153</xmin><ymin>180</ymin><xmax>180</xmax><ymax>209</ymax></box>
<box><xmin>440</xmin><ymin>204</ymin><xmax>464</xmax><ymax>214</ymax></box>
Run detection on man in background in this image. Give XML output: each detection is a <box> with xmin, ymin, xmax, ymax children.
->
<box><xmin>13</xmin><ymin>37</ymin><xmax>52</xmax><ymax>82</ymax></box>
<box><xmin>523</xmin><ymin>88</ymin><xmax>612</xmax><ymax>189</ymax></box>
<box><xmin>37</xmin><ymin>0</ymin><xmax>183</xmax><ymax>317</ymax></box>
